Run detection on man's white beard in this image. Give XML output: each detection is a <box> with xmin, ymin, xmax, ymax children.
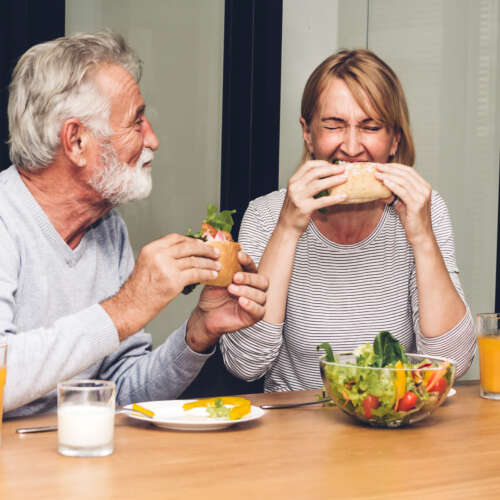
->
<box><xmin>89</xmin><ymin>143</ymin><xmax>154</xmax><ymax>205</ymax></box>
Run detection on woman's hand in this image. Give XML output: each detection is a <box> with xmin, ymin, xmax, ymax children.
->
<box><xmin>278</xmin><ymin>160</ymin><xmax>348</xmax><ymax>236</ymax></box>
<box><xmin>375</xmin><ymin>164</ymin><xmax>434</xmax><ymax>246</ymax></box>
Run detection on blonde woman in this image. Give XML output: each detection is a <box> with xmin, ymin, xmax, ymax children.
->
<box><xmin>220</xmin><ymin>49</ymin><xmax>474</xmax><ymax>392</ymax></box>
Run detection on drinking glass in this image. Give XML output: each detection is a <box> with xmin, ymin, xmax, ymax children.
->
<box><xmin>57</xmin><ymin>379</ymin><xmax>116</xmax><ymax>457</ymax></box>
<box><xmin>476</xmin><ymin>313</ymin><xmax>500</xmax><ymax>400</ymax></box>
<box><xmin>0</xmin><ymin>344</ymin><xmax>7</xmax><ymax>447</ymax></box>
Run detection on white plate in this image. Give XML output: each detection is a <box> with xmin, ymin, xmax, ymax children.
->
<box><xmin>448</xmin><ymin>388</ymin><xmax>456</xmax><ymax>397</ymax></box>
<box><xmin>123</xmin><ymin>400</ymin><xmax>265</xmax><ymax>431</ymax></box>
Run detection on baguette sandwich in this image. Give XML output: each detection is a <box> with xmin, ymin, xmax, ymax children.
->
<box><xmin>328</xmin><ymin>161</ymin><xmax>391</xmax><ymax>204</ymax></box>
<box><xmin>184</xmin><ymin>205</ymin><xmax>242</xmax><ymax>292</ymax></box>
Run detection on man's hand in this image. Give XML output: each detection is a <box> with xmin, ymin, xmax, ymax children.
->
<box><xmin>185</xmin><ymin>252</ymin><xmax>268</xmax><ymax>353</ymax></box>
<box><xmin>101</xmin><ymin>234</ymin><xmax>221</xmax><ymax>340</ymax></box>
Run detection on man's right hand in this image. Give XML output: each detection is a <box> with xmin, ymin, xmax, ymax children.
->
<box><xmin>101</xmin><ymin>234</ymin><xmax>221</xmax><ymax>340</ymax></box>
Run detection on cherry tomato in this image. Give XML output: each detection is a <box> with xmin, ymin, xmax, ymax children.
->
<box><xmin>398</xmin><ymin>391</ymin><xmax>418</xmax><ymax>412</ymax></box>
<box><xmin>362</xmin><ymin>395</ymin><xmax>380</xmax><ymax>417</ymax></box>
<box><xmin>430</xmin><ymin>377</ymin><xmax>447</xmax><ymax>396</ymax></box>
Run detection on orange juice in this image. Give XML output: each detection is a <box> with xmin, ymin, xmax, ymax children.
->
<box><xmin>0</xmin><ymin>366</ymin><xmax>6</xmax><ymax>442</ymax></box>
<box><xmin>478</xmin><ymin>335</ymin><xmax>500</xmax><ymax>393</ymax></box>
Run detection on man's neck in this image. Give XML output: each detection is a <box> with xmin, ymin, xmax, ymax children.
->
<box><xmin>18</xmin><ymin>163</ymin><xmax>111</xmax><ymax>249</ymax></box>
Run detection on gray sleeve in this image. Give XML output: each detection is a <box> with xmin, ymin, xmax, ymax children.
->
<box><xmin>411</xmin><ymin>192</ymin><xmax>476</xmax><ymax>377</ymax></box>
<box><xmin>219</xmin><ymin>198</ymin><xmax>284</xmax><ymax>381</ymax></box>
<box><xmin>0</xmin><ymin>219</ymin><xmax>121</xmax><ymax>412</ymax></box>
<box><xmin>97</xmin><ymin>320</ymin><xmax>213</xmax><ymax>404</ymax></box>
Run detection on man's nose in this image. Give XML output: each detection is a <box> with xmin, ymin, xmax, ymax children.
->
<box><xmin>142</xmin><ymin>117</ymin><xmax>159</xmax><ymax>151</ymax></box>
<box><xmin>341</xmin><ymin>126</ymin><xmax>363</xmax><ymax>158</ymax></box>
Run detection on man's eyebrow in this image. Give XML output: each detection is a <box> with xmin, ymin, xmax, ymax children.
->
<box><xmin>133</xmin><ymin>104</ymin><xmax>146</xmax><ymax>121</ymax></box>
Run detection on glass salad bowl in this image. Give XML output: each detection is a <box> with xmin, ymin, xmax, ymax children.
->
<box><xmin>319</xmin><ymin>353</ymin><xmax>456</xmax><ymax>428</ymax></box>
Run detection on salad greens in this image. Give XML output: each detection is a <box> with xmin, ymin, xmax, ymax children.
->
<box><xmin>183</xmin><ymin>204</ymin><xmax>237</xmax><ymax>295</ymax></box>
<box><xmin>187</xmin><ymin>204</ymin><xmax>236</xmax><ymax>239</ymax></box>
<box><xmin>318</xmin><ymin>331</ymin><xmax>453</xmax><ymax>426</ymax></box>
<box><xmin>206</xmin><ymin>398</ymin><xmax>231</xmax><ymax>418</ymax></box>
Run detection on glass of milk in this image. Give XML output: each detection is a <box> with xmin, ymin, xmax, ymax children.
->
<box><xmin>57</xmin><ymin>380</ymin><xmax>116</xmax><ymax>457</ymax></box>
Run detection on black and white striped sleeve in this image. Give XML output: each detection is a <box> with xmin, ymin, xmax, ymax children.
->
<box><xmin>412</xmin><ymin>192</ymin><xmax>475</xmax><ymax>377</ymax></box>
<box><xmin>220</xmin><ymin>195</ymin><xmax>285</xmax><ymax>381</ymax></box>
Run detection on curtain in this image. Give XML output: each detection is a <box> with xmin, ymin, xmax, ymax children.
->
<box><xmin>0</xmin><ymin>0</ymin><xmax>65</xmax><ymax>171</ymax></box>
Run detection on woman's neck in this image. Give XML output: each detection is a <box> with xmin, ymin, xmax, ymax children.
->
<box><xmin>311</xmin><ymin>201</ymin><xmax>386</xmax><ymax>244</ymax></box>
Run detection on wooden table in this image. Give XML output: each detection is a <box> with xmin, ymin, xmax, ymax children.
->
<box><xmin>1</xmin><ymin>381</ymin><xmax>499</xmax><ymax>499</ymax></box>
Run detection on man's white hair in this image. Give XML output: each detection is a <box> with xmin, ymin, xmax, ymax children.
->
<box><xmin>8</xmin><ymin>31</ymin><xmax>142</xmax><ymax>171</ymax></box>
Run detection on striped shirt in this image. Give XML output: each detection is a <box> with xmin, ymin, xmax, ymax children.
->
<box><xmin>220</xmin><ymin>189</ymin><xmax>475</xmax><ymax>392</ymax></box>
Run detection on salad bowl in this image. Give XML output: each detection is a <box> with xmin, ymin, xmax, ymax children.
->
<box><xmin>320</xmin><ymin>352</ymin><xmax>456</xmax><ymax>428</ymax></box>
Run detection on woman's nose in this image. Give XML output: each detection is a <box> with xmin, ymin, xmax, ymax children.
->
<box><xmin>341</xmin><ymin>126</ymin><xmax>363</xmax><ymax>158</ymax></box>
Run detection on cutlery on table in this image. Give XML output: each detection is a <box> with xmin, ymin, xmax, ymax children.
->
<box><xmin>16</xmin><ymin>403</ymin><xmax>154</xmax><ymax>434</ymax></box>
<box><xmin>260</xmin><ymin>398</ymin><xmax>331</xmax><ymax>409</ymax></box>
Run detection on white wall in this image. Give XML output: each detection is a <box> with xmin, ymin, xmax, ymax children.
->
<box><xmin>279</xmin><ymin>0</ymin><xmax>340</xmax><ymax>187</ymax></box>
<box><xmin>66</xmin><ymin>0</ymin><xmax>225</xmax><ymax>346</ymax></box>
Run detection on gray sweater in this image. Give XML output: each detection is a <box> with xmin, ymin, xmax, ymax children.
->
<box><xmin>0</xmin><ymin>166</ymin><xmax>211</xmax><ymax>418</ymax></box>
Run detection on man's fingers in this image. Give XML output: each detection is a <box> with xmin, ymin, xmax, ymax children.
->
<box><xmin>177</xmin><ymin>256</ymin><xmax>221</xmax><ymax>272</ymax></box>
<box><xmin>228</xmin><ymin>283</ymin><xmax>267</xmax><ymax>305</ymax></box>
<box><xmin>237</xmin><ymin>296</ymin><xmax>265</xmax><ymax>322</ymax></box>
<box><xmin>233</xmin><ymin>268</ymin><xmax>269</xmax><ymax>292</ymax></box>
<box><xmin>237</xmin><ymin>251</ymin><xmax>257</xmax><ymax>272</ymax></box>
<box><xmin>183</xmin><ymin>268</ymin><xmax>219</xmax><ymax>285</ymax></box>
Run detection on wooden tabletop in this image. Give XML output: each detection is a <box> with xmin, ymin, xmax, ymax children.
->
<box><xmin>1</xmin><ymin>381</ymin><xmax>499</xmax><ymax>500</ymax></box>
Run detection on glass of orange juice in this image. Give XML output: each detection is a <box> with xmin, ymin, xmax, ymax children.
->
<box><xmin>0</xmin><ymin>344</ymin><xmax>7</xmax><ymax>446</ymax></box>
<box><xmin>477</xmin><ymin>313</ymin><xmax>500</xmax><ymax>399</ymax></box>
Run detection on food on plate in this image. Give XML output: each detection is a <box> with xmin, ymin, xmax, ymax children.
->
<box><xmin>183</xmin><ymin>205</ymin><xmax>242</xmax><ymax>293</ymax></box>
<box><xmin>316</xmin><ymin>161</ymin><xmax>392</xmax><ymax>205</ymax></box>
<box><xmin>131</xmin><ymin>403</ymin><xmax>155</xmax><ymax>418</ymax></box>
<box><xmin>318</xmin><ymin>331</ymin><xmax>456</xmax><ymax>427</ymax></box>
<box><xmin>182</xmin><ymin>396</ymin><xmax>251</xmax><ymax>420</ymax></box>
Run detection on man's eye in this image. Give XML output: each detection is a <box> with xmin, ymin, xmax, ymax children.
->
<box><xmin>362</xmin><ymin>126</ymin><xmax>381</xmax><ymax>131</ymax></box>
<box><xmin>324</xmin><ymin>126</ymin><xmax>343</xmax><ymax>130</ymax></box>
<box><xmin>135</xmin><ymin>119</ymin><xmax>144</xmax><ymax>127</ymax></box>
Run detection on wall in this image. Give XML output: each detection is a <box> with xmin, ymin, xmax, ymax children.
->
<box><xmin>66</xmin><ymin>0</ymin><xmax>225</xmax><ymax>346</ymax></box>
<box><xmin>279</xmin><ymin>0</ymin><xmax>339</xmax><ymax>187</ymax></box>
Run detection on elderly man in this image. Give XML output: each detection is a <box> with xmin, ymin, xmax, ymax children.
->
<box><xmin>0</xmin><ymin>31</ymin><xmax>268</xmax><ymax>417</ymax></box>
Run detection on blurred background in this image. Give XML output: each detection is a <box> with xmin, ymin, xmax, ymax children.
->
<box><xmin>1</xmin><ymin>0</ymin><xmax>499</xmax><ymax>387</ymax></box>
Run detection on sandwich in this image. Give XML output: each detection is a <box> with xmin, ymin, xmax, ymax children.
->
<box><xmin>327</xmin><ymin>161</ymin><xmax>391</xmax><ymax>204</ymax></box>
<box><xmin>183</xmin><ymin>205</ymin><xmax>242</xmax><ymax>294</ymax></box>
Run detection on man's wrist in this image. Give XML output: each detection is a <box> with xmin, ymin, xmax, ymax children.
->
<box><xmin>185</xmin><ymin>307</ymin><xmax>217</xmax><ymax>353</ymax></box>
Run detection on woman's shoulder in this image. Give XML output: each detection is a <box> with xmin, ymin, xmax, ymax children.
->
<box><xmin>430</xmin><ymin>190</ymin><xmax>451</xmax><ymax>219</ymax></box>
<box><xmin>246</xmin><ymin>188</ymin><xmax>286</xmax><ymax>222</ymax></box>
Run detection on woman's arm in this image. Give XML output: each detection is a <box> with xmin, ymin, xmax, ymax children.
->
<box><xmin>260</xmin><ymin>160</ymin><xmax>347</xmax><ymax>322</ymax></box>
<box><xmin>376</xmin><ymin>164</ymin><xmax>466</xmax><ymax>337</ymax></box>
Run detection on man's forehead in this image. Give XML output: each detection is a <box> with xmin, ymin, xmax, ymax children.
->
<box><xmin>93</xmin><ymin>63</ymin><xmax>142</xmax><ymax>104</ymax></box>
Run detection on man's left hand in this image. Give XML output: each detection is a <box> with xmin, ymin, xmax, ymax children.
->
<box><xmin>185</xmin><ymin>252</ymin><xmax>268</xmax><ymax>353</ymax></box>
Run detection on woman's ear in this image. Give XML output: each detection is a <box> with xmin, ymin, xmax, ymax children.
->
<box><xmin>60</xmin><ymin>118</ymin><xmax>91</xmax><ymax>167</ymax></box>
<box><xmin>389</xmin><ymin>129</ymin><xmax>401</xmax><ymax>158</ymax></box>
<box><xmin>300</xmin><ymin>117</ymin><xmax>314</xmax><ymax>156</ymax></box>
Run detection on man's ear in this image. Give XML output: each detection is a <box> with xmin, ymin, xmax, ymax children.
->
<box><xmin>60</xmin><ymin>119</ymin><xmax>91</xmax><ymax>167</ymax></box>
<box><xmin>300</xmin><ymin>117</ymin><xmax>314</xmax><ymax>156</ymax></box>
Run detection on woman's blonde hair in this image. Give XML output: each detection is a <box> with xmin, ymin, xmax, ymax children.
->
<box><xmin>300</xmin><ymin>49</ymin><xmax>415</xmax><ymax>166</ymax></box>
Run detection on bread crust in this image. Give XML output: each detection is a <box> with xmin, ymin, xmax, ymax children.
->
<box><xmin>329</xmin><ymin>162</ymin><xmax>391</xmax><ymax>204</ymax></box>
<box><xmin>200</xmin><ymin>241</ymin><xmax>243</xmax><ymax>287</ymax></box>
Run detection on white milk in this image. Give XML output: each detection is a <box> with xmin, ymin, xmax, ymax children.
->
<box><xmin>58</xmin><ymin>404</ymin><xmax>114</xmax><ymax>448</ymax></box>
